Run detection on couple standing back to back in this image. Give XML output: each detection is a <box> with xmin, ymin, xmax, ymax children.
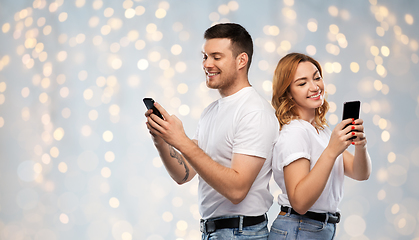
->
<box><xmin>145</xmin><ymin>23</ymin><xmax>372</xmax><ymax>240</ymax></box>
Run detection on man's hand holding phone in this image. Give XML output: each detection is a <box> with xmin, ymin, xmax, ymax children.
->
<box><xmin>144</xmin><ymin>98</ymin><xmax>189</xmax><ymax>149</ymax></box>
<box><xmin>143</xmin><ymin>98</ymin><xmax>164</xmax><ymax>119</ymax></box>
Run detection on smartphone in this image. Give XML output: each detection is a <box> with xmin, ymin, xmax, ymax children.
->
<box><xmin>143</xmin><ymin>98</ymin><xmax>164</xmax><ymax>119</ymax></box>
<box><xmin>342</xmin><ymin>101</ymin><xmax>361</xmax><ymax>140</ymax></box>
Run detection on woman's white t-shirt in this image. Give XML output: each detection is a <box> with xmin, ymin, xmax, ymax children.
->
<box><xmin>272</xmin><ymin>119</ymin><xmax>344</xmax><ymax>213</ymax></box>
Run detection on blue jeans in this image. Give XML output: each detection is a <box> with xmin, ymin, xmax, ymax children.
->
<box><xmin>201</xmin><ymin>215</ymin><xmax>269</xmax><ymax>240</ymax></box>
<box><xmin>268</xmin><ymin>211</ymin><xmax>336</xmax><ymax>240</ymax></box>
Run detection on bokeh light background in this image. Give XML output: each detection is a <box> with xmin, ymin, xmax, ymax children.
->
<box><xmin>0</xmin><ymin>0</ymin><xmax>418</xmax><ymax>239</ymax></box>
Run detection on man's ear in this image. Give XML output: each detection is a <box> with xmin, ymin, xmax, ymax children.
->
<box><xmin>236</xmin><ymin>52</ymin><xmax>248</xmax><ymax>71</ymax></box>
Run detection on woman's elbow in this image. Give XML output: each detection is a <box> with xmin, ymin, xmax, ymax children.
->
<box><xmin>354</xmin><ymin>171</ymin><xmax>371</xmax><ymax>181</ymax></box>
<box><xmin>357</xmin><ymin>173</ymin><xmax>370</xmax><ymax>181</ymax></box>
<box><xmin>291</xmin><ymin>205</ymin><xmax>309</xmax><ymax>215</ymax></box>
<box><xmin>289</xmin><ymin>199</ymin><xmax>311</xmax><ymax>215</ymax></box>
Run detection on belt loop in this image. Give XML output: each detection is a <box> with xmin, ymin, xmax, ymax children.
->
<box><xmin>324</xmin><ymin>213</ymin><xmax>329</xmax><ymax>224</ymax></box>
<box><xmin>238</xmin><ymin>215</ymin><xmax>244</xmax><ymax>233</ymax></box>
<box><xmin>200</xmin><ymin>219</ymin><xmax>206</xmax><ymax>233</ymax></box>
<box><xmin>286</xmin><ymin>206</ymin><xmax>292</xmax><ymax>216</ymax></box>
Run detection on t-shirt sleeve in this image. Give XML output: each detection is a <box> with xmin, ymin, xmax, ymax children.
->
<box><xmin>272</xmin><ymin>125</ymin><xmax>311</xmax><ymax>171</ymax></box>
<box><xmin>232</xmin><ymin>110</ymin><xmax>278</xmax><ymax>159</ymax></box>
<box><xmin>192</xmin><ymin>119</ymin><xmax>200</xmax><ymax>141</ymax></box>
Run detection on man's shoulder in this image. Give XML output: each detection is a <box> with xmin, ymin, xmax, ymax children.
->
<box><xmin>239</xmin><ymin>89</ymin><xmax>275</xmax><ymax>114</ymax></box>
<box><xmin>200</xmin><ymin>99</ymin><xmax>219</xmax><ymax>116</ymax></box>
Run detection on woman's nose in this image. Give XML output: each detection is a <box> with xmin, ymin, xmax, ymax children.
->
<box><xmin>309</xmin><ymin>80</ymin><xmax>319</xmax><ymax>91</ymax></box>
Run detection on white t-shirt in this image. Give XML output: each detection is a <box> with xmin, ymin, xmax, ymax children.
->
<box><xmin>194</xmin><ymin>87</ymin><xmax>279</xmax><ymax>219</ymax></box>
<box><xmin>272</xmin><ymin>119</ymin><xmax>344</xmax><ymax>213</ymax></box>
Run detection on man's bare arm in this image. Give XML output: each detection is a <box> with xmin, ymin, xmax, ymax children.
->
<box><xmin>146</xmin><ymin>103</ymin><xmax>265</xmax><ymax>204</ymax></box>
<box><xmin>146</xmin><ymin>108</ymin><xmax>196</xmax><ymax>184</ymax></box>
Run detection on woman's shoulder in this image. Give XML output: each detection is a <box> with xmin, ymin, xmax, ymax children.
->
<box><xmin>282</xmin><ymin>119</ymin><xmax>310</xmax><ymax>131</ymax></box>
<box><xmin>279</xmin><ymin>120</ymin><xmax>310</xmax><ymax>139</ymax></box>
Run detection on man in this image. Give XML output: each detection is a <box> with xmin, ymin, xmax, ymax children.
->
<box><xmin>145</xmin><ymin>23</ymin><xmax>279</xmax><ymax>239</ymax></box>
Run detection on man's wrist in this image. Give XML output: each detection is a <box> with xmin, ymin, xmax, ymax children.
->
<box><xmin>174</xmin><ymin>136</ymin><xmax>195</xmax><ymax>154</ymax></box>
<box><xmin>153</xmin><ymin>137</ymin><xmax>167</xmax><ymax>148</ymax></box>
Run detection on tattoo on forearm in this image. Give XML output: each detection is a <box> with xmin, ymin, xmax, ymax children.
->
<box><xmin>170</xmin><ymin>146</ymin><xmax>189</xmax><ymax>182</ymax></box>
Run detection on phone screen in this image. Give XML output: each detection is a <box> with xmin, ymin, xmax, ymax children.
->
<box><xmin>143</xmin><ymin>98</ymin><xmax>164</xmax><ymax>119</ymax></box>
<box><xmin>342</xmin><ymin>101</ymin><xmax>360</xmax><ymax>140</ymax></box>
<box><xmin>342</xmin><ymin>101</ymin><xmax>361</xmax><ymax>121</ymax></box>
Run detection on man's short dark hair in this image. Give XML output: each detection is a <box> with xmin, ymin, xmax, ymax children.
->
<box><xmin>204</xmin><ymin>23</ymin><xmax>253</xmax><ymax>72</ymax></box>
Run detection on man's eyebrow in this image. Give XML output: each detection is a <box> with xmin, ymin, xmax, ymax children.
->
<box><xmin>201</xmin><ymin>51</ymin><xmax>224</xmax><ymax>56</ymax></box>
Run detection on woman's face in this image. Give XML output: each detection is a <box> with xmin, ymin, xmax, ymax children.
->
<box><xmin>289</xmin><ymin>61</ymin><xmax>325</xmax><ymax>119</ymax></box>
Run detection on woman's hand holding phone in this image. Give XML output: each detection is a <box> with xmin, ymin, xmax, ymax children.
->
<box><xmin>339</xmin><ymin>100</ymin><xmax>367</xmax><ymax>146</ymax></box>
<box><xmin>326</xmin><ymin>119</ymin><xmax>355</xmax><ymax>159</ymax></box>
<box><xmin>326</xmin><ymin>99</ymin><xmax>367</xmax><ymax>159</ymax></box>
<box><xmin>342</xmin><ymin>101</ymin><xmax>360</xmax><ymax>140</ymax></box>
<box><xmin>347</xmin><ymin>118</ymin><xmax>367</xmax><ymax>148</ymax></box>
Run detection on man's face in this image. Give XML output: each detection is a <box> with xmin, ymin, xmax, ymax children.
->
<box><xmin>202</xmin><ymin>38</ymin><xmax>238</xmax><ymax>91</ymax></box>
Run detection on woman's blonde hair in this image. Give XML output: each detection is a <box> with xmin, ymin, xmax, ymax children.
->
<box><xmin>272</xmin><ymin>53</ymin><xmax>329</xmax><ymax>130</ymax></box>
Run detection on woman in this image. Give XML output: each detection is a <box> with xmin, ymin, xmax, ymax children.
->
<box><xmin>268</xmin><ymin>53</ymin><xmax>372</xmax><ymax>239</ymax></box>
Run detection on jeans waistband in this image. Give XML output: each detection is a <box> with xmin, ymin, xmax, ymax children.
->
<box><xmin>200</xmin><ymin>214</ymin><xmax>267</xmax><ymax>234</ymax></box>
<box><xmin>281</xmin><ymin>206</ymin><xmax>340</xmax><ymax>224</ymax></box>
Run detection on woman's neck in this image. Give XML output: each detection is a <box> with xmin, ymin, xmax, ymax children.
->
<box><xmin>296</xmin><ymin>108</ymin><xmax>316</xmax><ymax>125</ymax></box>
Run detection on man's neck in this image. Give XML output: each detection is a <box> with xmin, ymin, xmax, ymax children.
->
<box><xmin>218</xmin><ymin>74</ymin><xmax>251</xmax><ymax>97</ymax></box>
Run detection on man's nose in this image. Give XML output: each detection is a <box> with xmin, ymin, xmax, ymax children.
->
<box><xmin>203</xmin><ymin>58</ymin><xmax>214</xmax><ymax>69</ymax></box>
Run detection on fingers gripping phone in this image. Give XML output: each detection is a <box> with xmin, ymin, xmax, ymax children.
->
<box><xmin>342</xmin><ymin>101</ymin><xmax>361</xmax><ymax>140</ymax></box>
<box><xmin>143</xmin><ymin>98</ymin><xmax>164</xmax><ymax>119</ymax></box>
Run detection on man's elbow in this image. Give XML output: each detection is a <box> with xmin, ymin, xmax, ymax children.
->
<box><xmin>227</xmin><ymin>190</ymin><xmax>249</xmax><ymax>205</ymax></box>
<box><xmin>172</xmin><ymin>175</ymin><xmax>191</xmax><ymax>185</ymax></box>
<box><xmin>175</xmin><ymin>180</ymin><xmax>186</xmax><ymax>185</ymax></box>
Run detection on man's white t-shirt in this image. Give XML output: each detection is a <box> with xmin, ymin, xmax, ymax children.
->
<box><xmin>272</xmin><ymin>119</ymin><xmax>344</xmax><ymax>213</ymax></box>
<box><xmin>193</xmin><ymin>87</ymin><xmax>279</xmax><ymax>219</ymax></box>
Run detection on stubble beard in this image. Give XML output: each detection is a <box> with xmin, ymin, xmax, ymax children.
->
<box><xmin>206</xmin><ymin>71</ymin><xmax>237</xmax><ymax>92</ymax></box>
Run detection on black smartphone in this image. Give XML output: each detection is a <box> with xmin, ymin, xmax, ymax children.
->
<box><xmin>143</xmin><ymin>98</ymin><xmax>164</xmax><ymax>119</ymax></box>
<box><xmin>342</xmin><ymin>101</ymin><xmax>361</xmax><ymax>140</ymax></box>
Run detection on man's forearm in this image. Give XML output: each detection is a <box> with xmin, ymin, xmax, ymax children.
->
<box><xmin>169</xmin><ymin>145</ymin><xmax>190</xmax><ymax>183</ymax></box>
<box><xmin>177</xmin><ymin>140</ymin><xmax>264</xmax><ymax>204</ymax></box>
<box><xmin>156</xmin><ymin>142</ymin><xmax>195</xmax><ymax>184</ymax></box>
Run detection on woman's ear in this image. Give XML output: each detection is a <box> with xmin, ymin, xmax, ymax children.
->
<box><xmin>287</xmin><ymin>90</ymin><xmax>293</xmax><ymax>100</ymax></box>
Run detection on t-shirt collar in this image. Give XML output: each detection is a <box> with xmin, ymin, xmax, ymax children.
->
<box><xmin>218</xmin><ymin>86</ymin><xmax>253</xmax><ymax>104</ymax></box>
